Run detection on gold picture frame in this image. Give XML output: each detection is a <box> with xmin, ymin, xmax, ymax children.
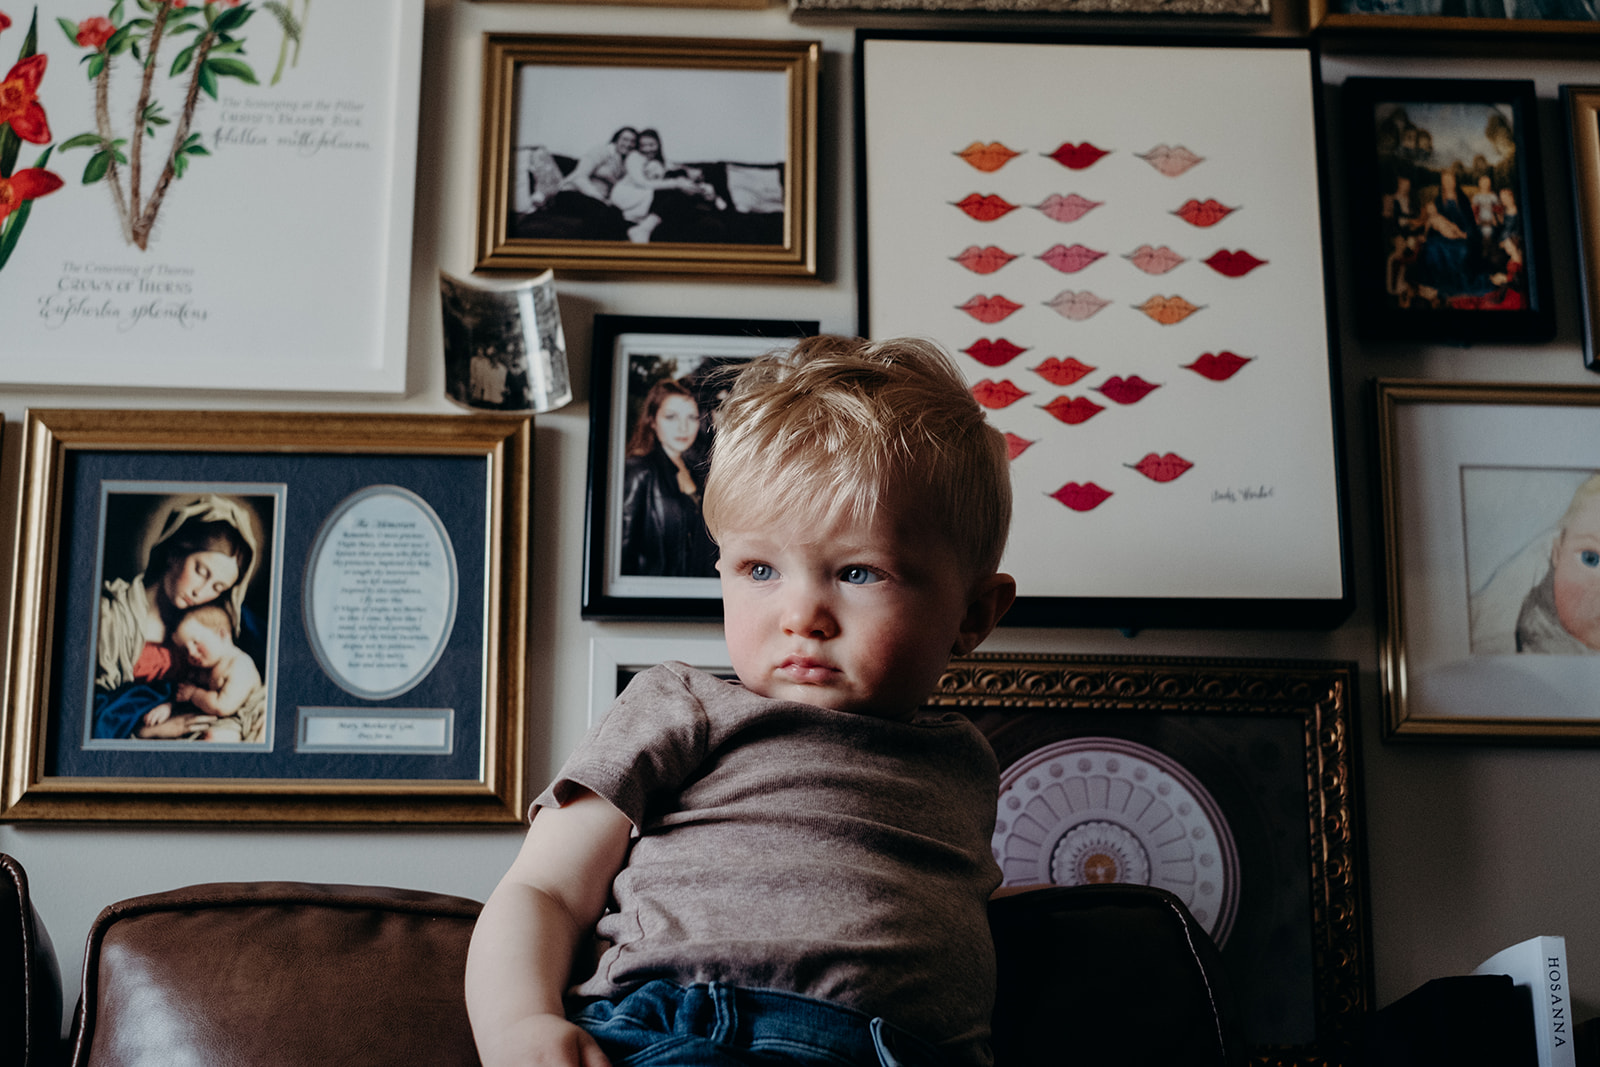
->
<box><xmin>1</xmin><ymin>410</ymin><xmax>531</xmax><ymax>823</ymax></box>
<box><xmin>932</xmin><ymin>652</ymin><xmax>1370</xmax><ymax>1066</ymax></box>
<box><xmin>476</xmin><ymin>34</ymin><xmax>818</xmax><ymax>277</ymax></box>
<box><xmin>1376</xmin><ymin>379</ymin><xmax>1600</xmax><ymax>741</ymax></box>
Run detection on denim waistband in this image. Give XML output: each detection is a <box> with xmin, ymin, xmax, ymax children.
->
<box><xmin>573</xmin><ymin>979</ymin><xmax>953</xmax><ymax>1067</ymax></box>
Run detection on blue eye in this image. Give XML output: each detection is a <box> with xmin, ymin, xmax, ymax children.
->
<box><xmin>1582</xmin><ymin>550</ymin><xmax>1600</xmax><ymax>569</ymax></box>
<box><xmin>841</xmin><ymin>566</ymin><xmax>880</xmax><ymax>585</ymax></box>
<box><xmin>749</xmin><ymin>563</ymin><xmax>774</xmax><ymax>581</ymax></box>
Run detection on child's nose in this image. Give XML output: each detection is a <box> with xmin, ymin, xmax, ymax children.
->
<box><xmin>781</xmin><ymin>585</ymin><xmax>838</xmax><ymax>639</ymax></box>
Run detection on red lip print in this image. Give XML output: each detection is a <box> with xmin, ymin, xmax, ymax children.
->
<box><xmin>1125</xmin><ymin>244</ymin><xmax>1187</xmax><ymax>275</ymax></box>
<box><xmin>964</xmin><ymin>338</ymin><xmax>1027</xmax><ymax>367</ymax></box>
<box><xmin>1038</xmin><ymin>244</ymin><xmax>1106</xmax><ymax>274</ymax></box>
<box><xmin>1135</xmin><ymin>295</ymin><xmax>1203</xmax><ymax>325</ymax></box>
<box><xmin>1033</xmin><ymin>356</ymin><xmax>1095</xmax><ymax>386</ymax></box>
<box><xmin>1046</xmin><ymin>142</ymin><xmax>1110</xmax><ymax>170</ymax></box>
<box><xmin>972</xmin><ymin>379</ymin><xmax>1028</xmax><ymax>409</ymax></box>
<box><xmin>1185</xmin><ymin>351</ymin><xmax>1252</xmax><ymax>381</ymax></box>
<box><xmin>1041</xmin><ymin>395</ymin><xmax>1105</xmax><ymax>425</ymax></box>
<box><xmin>1050</xmin><ymin>482</ymin><xmax>1113</xmax><ymax>512</ymax></box>
<box><xmin>1128</xmin><ymin>452</ymin><xmax>1193</xmax><ymax>482</ymax></box>
<box><xmin>952</xmin><ymin>245</ymin><xmax>1019</xmax><ymax>274</ymax></box>
<box><xmin>1035</xmin><ymin>193</ymin><xmax>1103</xmax><ymax>224</ymax></box>
<box><xmin>1096</xmin><ymin>375</ymin><xmax>1161</xmax><ymax>404</ymax></box>
<box><xmin>1004</xmin><ymin>432</ymin><xmax>1036</xmax><ymax>460</ymax></box>
<box><xmin>1043</xmin><ymin>290</ymin><xmax>1111</xmax><ymax>321</ymax></box>
<box><xmin>958</xmin><ymin>294</ymin><xmax>1023</xmax><ymax>323</ymax></box>
<box><xmin>956</xmin><ymin>141</ymin><xmax>1021</xmax><ymax>172</ymax></box>
<box><xmin>1173</xmin><ymin>199</ymin><xmax>1237</xmax><ymax>227</ymax></box>
<box><xmin>1137</xmin><ymin>144</ymin><xmax>1204</xmax><ymax>177</ymax></box>
<box><xmin>1203</xmin><ymin>249</ymin><xmax>1268</xmax><ymax>277</ymax></box>
<box><xmin>954</xmin><ymin>193</ymin><xmax>1018</xmax><ymax>221</ymax></box>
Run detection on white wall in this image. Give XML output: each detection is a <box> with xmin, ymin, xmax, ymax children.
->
<box><xmin>4</xmin><ymin>0</ymin><xmax>1600</xmax><ymax>1037</ymax></box>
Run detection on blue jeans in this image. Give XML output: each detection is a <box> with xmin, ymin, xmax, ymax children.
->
<box><xmin>571</xmin><ymin>980</ymin><xmax>952</xmax><ymax>1067</ymax></box>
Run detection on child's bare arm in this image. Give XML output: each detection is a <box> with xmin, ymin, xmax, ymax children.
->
<box><xmin>183</xmin><ymin>653</ymin><xmax>259</xmax><ymax>718</ymax></box>
<box><xmin>466</xmin><ymin>787</ymin><xmax>631</xmax><ymax>1067</ymax></box>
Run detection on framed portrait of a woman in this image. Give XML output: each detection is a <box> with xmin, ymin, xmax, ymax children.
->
<box><xmin>581</xmin><ymin>314</ymin><xmax>818</xmax><ymax>620</ymax></box>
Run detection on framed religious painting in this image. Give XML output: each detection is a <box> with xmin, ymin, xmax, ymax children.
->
<box><xmin>1564</xmin><ymin>84</ymin><xmax>1600</xmax><ymax>374</ymax></box>
<box><xmin>476</xmin><ymin>34</ymin><xmax>818</xmax><ymax>277</ymax></box>
<box><xmin>1375</xmin><ymin>380</ymin><xmax>1600</xmax><ymax>742</ymax></box>
<box><xmin>1</xmin><ymin>409</ymin><xmax>531</xmax><ymax>822</ymax></box>
<box><xmin>1342</xmin><ymin>77</ymin><xmax>1554</xmax><ymax>345</ymax></box>
<box><xmin>934</xmin><ymin>652</ymin><xmax>1370</xmax><ymax>1065</ymax></box>
<box><xmin>856</xmin><ymin>32</ymin><xmax>1350</xmax><ymax>631</ymax></box>
<box><xmin>1309</xmin><ymin>0</ymin><xmax>1600</xmax><ymax>39</ymax></box>
<box><xmin>580</xmin><ymin>314</ymin><xmax>818</xmax><ymax>620</ymax></box>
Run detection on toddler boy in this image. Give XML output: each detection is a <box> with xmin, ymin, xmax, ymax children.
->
<box><xmin>466</xmin><ymin>335</ymin><xmax>1016</xmax><ymax>1067</ymax></box>
<box><xmin>140</xmin><ymin>603</ymin><xmax>262</xmax><ymax>739</ymax></box>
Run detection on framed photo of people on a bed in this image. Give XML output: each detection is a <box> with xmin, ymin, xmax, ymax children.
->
<box><xmin>475</xmin><ymin>34</ymin><xmax>819</xmax><ymax>277</ymax></box>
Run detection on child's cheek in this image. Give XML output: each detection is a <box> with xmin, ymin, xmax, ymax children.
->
<box><xmin>1552</xmin><ymin>563</ymin><xmax>1600</xmax><ymax>651</ymax></box>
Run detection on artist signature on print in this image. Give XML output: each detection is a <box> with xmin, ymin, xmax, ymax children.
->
<box><xmin>1212</xmin><ymin>486</ymin><xmax>1275</xmax><ymax>503</ymax></box>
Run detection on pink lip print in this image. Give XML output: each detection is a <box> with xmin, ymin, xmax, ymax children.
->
<box><xmin>1033</xmin><ymin>356</ymin><xmax>1095</xmax><ymax>386</ymax></box>
<box><xmin>954</xmin><ymin>193</ymin><xmax>1019</xmax><ymax>221</ymax></box>
<box><xmin>964</xmin><ymin>338</ymin><xmax>1027</xmax><ymax>367</ymax></box>
<box><xmin>1046</xmin><ymin>142</ymin><xmax>1110</xmax><ymax>169</ymax></box>
<box><xmin>1043</xmin><ymin>290</ymin><xmax>1111</xmax><ymax>321</ymax></box>
<box><xmin>1050</xmin><ymin>482</ymin><xmax>1113</xmax><ymax>512</ymax></box>
<box><xmin>1128</xmin><ymin>452</ymin><xmax>1193</xmax><ymax>482</ymax></box>
<box><xmin>1185</xmin><ymin>351</ymin><xmax>1252</xmax><ymax>381</ymax></box>
<box><xmin>1125</xmin><ymin>244</ymin><xmax>1187</xmax><ymax>275</ymax></box>
<box><xmin>1035</xmin><ymin>193</ymin><xmax>1103</xmax><ymax>223</ymax></box>
<box><xmin>1096</xmin><ymin>375</ymin><xmax>1161</xmax><ymax>405</ymax></box>
<box><xmin>1173</xmin><ymin>199</ymin><xmax>1237</xmax><ymax>227</ymax></box>
<box><xmin>1039</xmin><ymin>244</ymin><xmax>1106</xmax><ymax>274</ymax></box>
<box><xmin>1135</xmin><ymin>295</ymin><xmax>1203</xmax><ymax>325</ymax></box>
<box><xmin>972</xmin><ymin>379</ymin><xmax>1028</xmax><ymax>409</ymax></box>
<box><xmin>952</xmin><ymin>245</ymin><xmax>1019</xmax><ymax>274</ymax></box>
<box><xmin>1004</xmin><ymin>432</ymin><xmax>1036</xmax><ymax>460</ymax></box>
<box><xmin>1041</xmin><ymin>395</ymin><xmax>1105</xmax><ymax>425</ymax></box>
<box><xmin>958</xmin><ymin>293</ymin><xmax>1024</xmax><ymax>323</ymax></box>
<box><xmin>956</xmin><ymin>141</ymin><xmax>1022</xmax><ymax>172</ymax></box>
<box><xmin>1137</xmin><ymin>144</ymin><xmax>1204</xmax><ymax>177</ymax></box>
<box><xmin>1203</xmin><ymin>249</ymin><xmax>1268</xmax><ymax>277</ymax></box>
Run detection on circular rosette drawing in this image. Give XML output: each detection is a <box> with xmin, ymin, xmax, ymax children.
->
<box><xmin>992</xmin><ymin>736</ymin><xmax>1241</xmax><ymax>946</ymax></box>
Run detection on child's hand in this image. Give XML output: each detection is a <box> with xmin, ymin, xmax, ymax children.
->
<box><xmin>142</xmin><ymin>703</ymin><xmax>173</xmax><ymax>728</ymax></box>
<box><xmin>175</xmin><ymin>682</ymin><xmax>197</xmax><ymax>703</ymax></box>
<box><xmin>483</xmin><ymin>1014</ymin><xmax>611</xmax><ymax>1067</ymax></box>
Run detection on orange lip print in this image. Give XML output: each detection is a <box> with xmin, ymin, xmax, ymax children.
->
<box><xmin>1173</xmin><ymin>199</ymin><xmax>1237</xmax><ymax>227</ymax></box>
<box><xmin>1185</xmin><ymin>351</ymin><xmax>1252</xmax><ymax>381</ymax></box>
<box><xmin>1004</xmin><ymin>433</ymin><xmax>1036</xmax><ymax>460</ymax></box>
<box><xmin>1050</xmin><ymin>482</ymin><xmax>1112</xmax><ymax>511</ymax></box>
<box><xmin>956</xmin><ymin>141</ymin><xmax>1022</xmax><ymax>172</ymax></box>
<box><xmin>958</xmin><ymin>294</ymin><xmax>1024</xmax><ymax>323</ymax></box>
<box><xmin>1125</xmin><ymin>244</ymin><xmax>1186</xmax><ymax>275</ymax></box>
<box><xmin>1044</xmin><ymin>290</ymin><xmax>1111</xmax><ymax>321</ymax></box>
<box><xmin>1039</xmin><ymin>244</ymin><xmax>1106</xmax><ymax>274</ymax></box>
<box><xmin>1203</xmin><ymin>249</ymin><xmax>1267</xmax><ymax>277</ymax></box>
<box><xmin>1035</xmin><ymin>193</ymin><xmax>1103</xmax><ymax>223</ymax></box>
<box><xmin>1041</xmin><ymin>395</ymin><xmax>1105</xmax><ymax>425</ymax></box>
<box><xmin>964</xmin><ymin>337</ymin><xmax>1027</xmax><ymax>367</ymax></box>
<box><xmin>1137</xmin><ymin>144</ymin><xmax>1204</xmax><ymax>177</ymax></box>
<box><xmin>1046</xmin><ymin>142</ymin><xmax>1110</xmax><ymax>169</ymax></box>
<box><xmin>972</xmin><ymin>379</ymin><xmax>1028</xmax><ymax>409</ymax></box>
<box><xmin>1033</xmin><ymin>356</ymin><xmax>1095</xmax><ymax>386</ymax></box>
<box><xmin>1135</xmin><ymin>295</ymin><xmax>1203</xmax><ymax>325</ymax></box>
<box><xmin>954</xmin><ymin>193</ymin><xmax>1018</xmax><ymax>221</ymax></box>
<box><xmin>1096</xmin><ymin>375</ymin><xmax>1160</xmax><ymax>405</ymax></box>
<box><xmin>1128</xmin><ymin>452</ymin><xmax>1193</xmax><ymax>482</ymax></box>
<box><xmin>952</xmin><ymin>245</ymin><xmax>1019</xmax><ymax>274</ymax></box>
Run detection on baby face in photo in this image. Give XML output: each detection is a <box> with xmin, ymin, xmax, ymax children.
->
<box><xmin>1552</xmin><ymin>490</ymin><xmax>1600</xmax><ymax>650</ymax></box>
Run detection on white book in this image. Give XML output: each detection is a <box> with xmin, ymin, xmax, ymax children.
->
<box><xmin>1473</xmin><ymin>935</ymin><xmax>1576</xmax><ymax>1067</ymax></box>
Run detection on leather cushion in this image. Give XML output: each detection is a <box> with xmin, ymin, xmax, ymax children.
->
<box><xmin>0</xmin><ymin>853</ymin><xmax>64</xmax><ymax>1067</ymax></box>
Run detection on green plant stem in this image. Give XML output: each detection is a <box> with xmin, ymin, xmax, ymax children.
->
<box><xmin>127</xmin><ymin>3</ymin><xmax>173</xmax><ymax>233</ymax></box>
<box><xmin>134</xmin><ymin>27</ymin><xmax>214</xmax><ymax>249</ymax></box>
<box><xmin>93</xmin><ymin>52</ymin><xmax>135</xmax><ymax>245</ymax></box>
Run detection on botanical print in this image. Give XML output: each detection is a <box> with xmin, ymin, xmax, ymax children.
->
<box><xmin>0</xmin><ymin>8</ymin><xmax>65</xmax><ymax>272</ymax></box>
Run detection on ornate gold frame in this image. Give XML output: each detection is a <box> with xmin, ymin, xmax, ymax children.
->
<box><xmin>476</xmin><ymin>34</ymin><xmax>818</xmax><ymax>276</ymax></box>
<box><xmin>1</xmin><ymin>410</ymin><xmax>530</xmax><ymax>823</ymax></box>
<box><xmin>1309</xmin><ymin>0</ymin><xmax>1600</xmax><ymax>36</ymax></box>
<box><xmin>932</xmin><ymin>652</ymin><xmax>1370</xmax><ymax>1066</ymax></box>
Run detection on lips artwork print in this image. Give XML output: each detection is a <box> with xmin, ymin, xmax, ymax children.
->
<box><xmin>861</xmin><ymin>37</ymin><xmax>1346</xmax><ymax>617</ymax></box>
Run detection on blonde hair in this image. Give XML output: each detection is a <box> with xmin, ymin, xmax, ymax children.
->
<box><xmin>1560</xmin><ymin>473</ymin><xmax>1600</xmax><ymax>532</ymax></box>
<box><xmin>702</xmin><ymin>334</ymin><xmax>1012</xmax><ymax>578</ymax></box>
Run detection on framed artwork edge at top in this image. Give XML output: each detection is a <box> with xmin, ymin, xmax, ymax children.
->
<box><xmin>1309</xmin><ymin>0</ymin><xmax>1600</xmax><ymax>37</ymax></box>
<box><xmin>475</xmin><ymin>33</ymin><xmax>819</xmax><ymax>278</ymax></box>
<box><xmin>2</xmin><ymin>408</ymin><xmax>531</xmax><ymax>824</ymax></box>
<box><xmin>1562</xmin><ymin>84</ymin><xmax>1600</xmax><ymax>375</ymax></box>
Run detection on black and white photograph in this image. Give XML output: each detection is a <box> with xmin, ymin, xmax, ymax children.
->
<box><xmin>476</xmin><ymin>35</ymin><xmax>818</xmax><ymax>276</ymax></box>
<box><xmin>439</xmin><ymin>270</ymin><xmax>572</xmax><ymax>414</ymax></box>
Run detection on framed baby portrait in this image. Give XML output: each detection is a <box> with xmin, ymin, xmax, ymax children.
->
<box><xmin>1</xmin><ymin>409</ymin><xmax>532</xmax><ymax>822</ymax></box>
<box><xmin>856</xmin><ymin>32</ymin><xmax>1350</xmax><ymax>631</ymax></box>
<box><xmin>1341</xmin><ymin>77</ymin><xmax>1555</xmax><ymax>346</ymax></box>
<box><xmin>475</xmin><ymin>34</ymin><xmax>819</xmax><ymax>277</ymax></box>
<box><xmin>1375</xmin><ymin>380</ymin><xmax>1600</xmax><ymax>741</ymax></box>
<box><xmin>581</xmin><ymin>314</ymin><xmax>818</xmax><ymax>621</ymax></box>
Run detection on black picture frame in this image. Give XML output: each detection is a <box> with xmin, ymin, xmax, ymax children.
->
<box><xmin>581</xmin><ymin>314</ymin><xmax>818</xmax><ymax>621</ymax></box>
<box><xmin>1341</xmin><ymin>76</ymin><xmax>1555</xmax><ymax>345</ymax></box>
<box><xmin>1563</xmin><ymin>84</ymin><xmax>1600</xmax><ymax>375</ymax></box>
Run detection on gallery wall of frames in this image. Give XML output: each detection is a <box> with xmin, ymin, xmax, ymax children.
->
<box><xmin>2</xmin><ymin>0</ymin><xmax>1600</xmax><ymax>1058</ymax></box>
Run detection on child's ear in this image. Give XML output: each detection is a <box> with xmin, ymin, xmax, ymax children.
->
<box><xmin>952</xmin><ymin>573</ymin><xmax>1017</xmax><ymax>657</ymax></box>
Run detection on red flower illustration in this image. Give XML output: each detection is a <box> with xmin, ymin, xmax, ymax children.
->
<box><xmin>0</xmin><ymin>12</ymin><xmax>12</xmax><ymax>34</ymax></box>
<box><xmin>75</xmin><ymin>16</ymin><xmax>114</xmax><ymax>49</ymax></box>
<box><xmin>0</xmin><ymin>53</ymin><xmax>49</xmax><ymax>144</ymax></box>
<box><xmin>0</xmin><ymin>167</ymin><xmax>65</xmax><ymax>224</ymax></box>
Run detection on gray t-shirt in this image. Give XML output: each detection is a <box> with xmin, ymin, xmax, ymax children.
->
<box><xmin>536</xmin><ymin>662</ymin><xmax>1002</xmax><ymax>1066</ymax></box>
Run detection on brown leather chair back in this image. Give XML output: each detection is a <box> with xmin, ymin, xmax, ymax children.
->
<box><xmin>0</xmin><ymin>853</ymin><xmax>64</xmax><ymax>1067</ymax></box>
<box><xmin>68</xmin><ymin>880</ymin><xmax>483</xmax><ymax>1067</ymax></box>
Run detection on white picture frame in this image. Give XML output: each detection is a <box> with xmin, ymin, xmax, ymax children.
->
<box><xmin>587</xmin><ymin>635</ymin><xmax>730</xmax><ymax>726</ymax></box>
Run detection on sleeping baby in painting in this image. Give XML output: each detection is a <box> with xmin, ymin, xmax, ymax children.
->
<box><xmin>139</xmin><ymin>604</ymin><xmax>267</xmax><ymax>742</ymax></box>
<box><xmin>1469</xmin><ymin>473</ymin><xmax>1600</xmax><ymax>655</ymax></box>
